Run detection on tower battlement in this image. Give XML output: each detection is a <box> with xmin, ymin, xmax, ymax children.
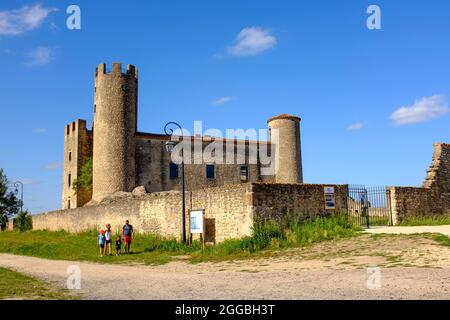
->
<box><xmin>65</xmin><ymin>119</ymin><xmax>91</xmax><ymax>136</ymax></box>
<box><xmin>95</xmin><ymin>62</ymin><xmax>138</xmax><ymax>79</ymax></box>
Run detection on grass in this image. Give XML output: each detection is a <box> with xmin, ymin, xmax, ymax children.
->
<box><xmin>0</xmin><ymin>215</ymin><xmax>362</xmax><ymax>265</ymax></box>
<box><xmin>192</xmin><ymin>215</ymin><xmax>362</xmax><ymax>262</ymax></box>
<box><xmin>0</xmin><ymin>267</ymin><xmax>73</xmax><ymax>300</ymax></box>
<box><xmin>433</xmin><ymin>234</ymin><xmax>450</xmax><ymax>247</ymax></box>
<box><xmin>398</xmin><ymin>214</ymin><xmax>450</xmax><ymax>226</ymax></box>
<box><xmin>0</xmin><ymin>230</ymin><xmax>197</xmax><ymax>265</ymax></box>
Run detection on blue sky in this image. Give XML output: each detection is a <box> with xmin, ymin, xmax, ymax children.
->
<box><xmin>0</xmin><ymin>0</ymin><xmax>449</xmax><ymax>213</ymax></box>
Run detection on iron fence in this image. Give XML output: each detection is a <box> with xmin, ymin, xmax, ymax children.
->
<box><xmin>347</xmin><ymin>185</ymin><xmax>393</xmax><ymax>227</ymax></box>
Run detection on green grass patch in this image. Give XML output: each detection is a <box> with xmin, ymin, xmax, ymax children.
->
<box><xmin>398</xmin><ymin>215</ymin><xmax>450</xmax><ymax>226</ymax></box>
<box><xmin>191</xmin><ymin>215</ymin><xmax>362</xmax><ymax>262</ymax></box>
<box><xmin>0</xmin><ymin>267</ymin><xmax>73</xmax><ymax>300</ymax></box>
<box><xmin>0</xmin><ymin>230</ymin><xmax>198</xmax><ymax>265</ymax></box>
<box><xmin>433</xmin><ymin>234</ymin><xmax>450</xmax><ymax>247</ymax></box>
<box><xmin>0</xmin><ymin>215</ymin><xmax>362</xmax><ymax>264</ymax></box>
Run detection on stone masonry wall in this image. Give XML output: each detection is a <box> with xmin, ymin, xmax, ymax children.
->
<box><xmin>135</xmin><ymin>134</ymin><xmax>274</xmax><ymax>194</ymax></box>
<box><xmin>251</xmin><ymin>183</ymin><xmax>348</xmax><ymax>220</ymax></box>
<box><xmin>389</xmin><ymin>143</ymin><xmax>450</xmax><ymax>223</ymax></box>
<box><xmin>33</xmin><ymin>184</ymin><xmax>254</xmax><ymax>242</ymax></box>
<box><xmin>33</xmin><ymin>183</ymin><xmax>347</xmax><ymax>242</ymax></box>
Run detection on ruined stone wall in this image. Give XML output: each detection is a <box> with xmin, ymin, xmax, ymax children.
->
<box><xmin>388</xmin><ymin>187</ymin><xmax>437</xmax><ymax>224</ymax></box>
<box><xmin>389</xmin><ymin>143</ymin><xmax>450</xmax><ymax>223</ymax></box>
<box><xmin>62</xmin><ymin>119</ymin><xmax>93</xmax><ymax>209</ymax></box>
<box><xmin>423</xmin><ymin>143</ymin><xmax>450</xmax><ymax>197</ymax></box>
<box><xmin>34</xmin><ymin>183</ymin><xmax>347</xmax><ymax>242</ymax></box>
<box><xmin>251</xmin><ymin>183</ymin><xmax>348</xmax><ymax>220</ymax></box>
<box><xmin>33</xmin><ymin>184</ymin><xmax>254</xmax><ymax>242</ymax></box>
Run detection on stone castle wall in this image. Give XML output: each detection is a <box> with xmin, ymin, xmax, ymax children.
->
<box><xmin>251</xmin><ymin>183</ymin><xmax>348</xmax><ymax>219</ymax></box>
<box><xmin>389</xmin><ymin>143</ymin><xmax>450</xmax><ymax>223</ymax></box>
<box><xmin>32</xmin><ymin>183</ymin><xmax>345</xmax><ymax>242</ymax></box>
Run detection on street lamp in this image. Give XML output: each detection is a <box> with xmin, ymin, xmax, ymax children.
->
<box><xmin>7</xmin><ymin>181</ymin><xmax>24</xmax><ymax>214</ymax></box>
<box><xmin>164</xmin><ymin>122</ymin><xmax>186</xmax><ymax>243</ymax></box>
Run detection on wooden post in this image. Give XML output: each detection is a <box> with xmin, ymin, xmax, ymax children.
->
<box><xmin>187</xmin><ymin>209</ymin><xmax>191</xmax><ymax>247</ymax></box>
<box><xmin>202</xmin><ymin>212</ymin><xmax>205</xmax><ymax>250</ymax></box>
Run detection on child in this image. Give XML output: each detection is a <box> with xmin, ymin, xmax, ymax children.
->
<box><xmin>105</xmin><ymin>224</ymin><xmax>112</xmax><ymax>256</ymax></box>
<box><xmin>115</xmin><ymin>235</ymin><xmax>122</xmax><ymax>256</ymax></box>
<box><xmin>98</xmin><ymin>230</ymin><xmax>106</xmax><ymax>257</ymax></box>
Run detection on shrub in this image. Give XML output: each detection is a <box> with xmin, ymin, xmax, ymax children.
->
<box><xmin>14</xmin><ymin>211</ymin><xmax>32</xmax><ymax>232</ymax></box>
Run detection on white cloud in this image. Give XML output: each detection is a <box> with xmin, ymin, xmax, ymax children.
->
<box><xmin>0</xmin><ymin>4</ymin><xmax>57</xmax><ymax>36</ymax></box>
<box><xmin>45</xmin><ymin>162</ymin><xmax>62</xmax><ymax>170</ymax></box>
<box><xmin>390</xmin><ymin>95</ymin><xmax>449</xmax><ymax>126</ymax></box>
<box><xmin>211</xmin><ymin>96</ymin><xmax>234</xmax><ymax>105</ymax></box>
<box><xmin>347</xmin><ymin>122</ymin><xmax>365</xmax><ymax>131</ymax></box>
<box><xmin>25</xmin><ymin>46</ymin><xmax>52</xmax><ymax>66</ymax></box>
<box><xmin>228</xmin><ymin>27</ymin><xmax>277</xmax><ymax>57</ymax></box>
<box><xmin>34</xmin><ymin>128</ymin><xmax>47</xmax><ymax>134</ymax></box>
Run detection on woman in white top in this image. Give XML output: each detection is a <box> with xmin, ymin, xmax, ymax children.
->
<box><xmin>104</xmin><ymin>224</ymin><xmax>113</xmax><ymax>256</ymax></box>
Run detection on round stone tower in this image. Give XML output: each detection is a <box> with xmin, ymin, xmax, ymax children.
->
<box><xmin>267</xmin><ymin>114</ymin><xmax>303</xmax><ymax>184</ymax></box>
<box><xmin>92</xmin><ymin>62</ymin><xmax>138</xmax><ymax>201</ymax></box>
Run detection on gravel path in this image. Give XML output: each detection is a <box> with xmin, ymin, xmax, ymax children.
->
<box><xmin>0</xmin><ymin>249</ymin><xmax>450</xmax><ymax>299</ymax></box>
<box><xmin>2</xmin><ymin>230</ymin><xmax>450</xmax><ymax>300</ymax></box>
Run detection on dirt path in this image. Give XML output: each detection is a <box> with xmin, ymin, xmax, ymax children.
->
<box><xmin>1</xmin><ymin>234</ymin><xmax>450</xmax><ymax>300</ymax></box>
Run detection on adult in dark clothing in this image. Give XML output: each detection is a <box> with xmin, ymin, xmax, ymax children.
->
<box><xmin>122</xmin><ymin>220</ymin><xmax>134</xmax><ymax>254</ymax></box>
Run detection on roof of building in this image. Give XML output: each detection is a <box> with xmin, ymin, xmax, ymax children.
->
<box><xmin>135</xmin><ymin>132</ymin><xmax>271</xmax><ymax>145</ymax></box>
<box><xmin>267</xmin><ymin>114</ymin><xmax>301</xmax><ymax>123</ymax></box>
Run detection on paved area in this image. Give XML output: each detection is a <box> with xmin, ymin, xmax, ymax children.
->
<box><xmin>365</xmin><ymin>225</ymin><xmax>450</xmax><ymax>237</ymax></box>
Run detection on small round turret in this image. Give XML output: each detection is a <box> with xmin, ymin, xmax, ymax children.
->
<box><xmin>267</xmin><ymin>114</ymin><xmax>303</xmax><ymax>184</ymax></box>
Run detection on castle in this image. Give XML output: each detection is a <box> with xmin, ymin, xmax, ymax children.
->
<box><xmin>24</xmin><ymin>62</ymin><xmax>450</xmax><ymax>240</ymax></box>
<box><xmin>62</xmin><ymin>63</ymin><xmax>303</xmax><ymax>209</ymax></box>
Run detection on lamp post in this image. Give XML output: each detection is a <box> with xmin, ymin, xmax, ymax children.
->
<box><xmin>164</xmin><ymin>122</ymin><xmax>186</xmax><ymax>243</ymax></box>
<box><xmin>8</xmin><ymin>181</ymin><xmax>24</xmax><ymax>214</ymax></box>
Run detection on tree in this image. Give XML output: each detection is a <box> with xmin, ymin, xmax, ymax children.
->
<box><xmin>0</xmin><ymin>168</ymin><xmax>22</xmax><ymax>230</ymax></box>
<box><xmin>73</xmin><ymin>157</ymin><xmax>92</xmax><ymax>195</ymax></box>
<box><xmin>14</xmin><ymin>210</ymin><xmax>32</xmax><ymax>232</ymax></box>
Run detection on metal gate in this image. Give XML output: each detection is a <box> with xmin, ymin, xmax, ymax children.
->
<box><xmin>347</xmin><ymin>185</ymin><xmax>393</xmax><ymax>227</ymax></box>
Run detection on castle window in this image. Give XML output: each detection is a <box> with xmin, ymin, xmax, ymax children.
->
<box><xmin>68</xmin><ymin>173</ymin><xmax>71</xmax><ymax>187</ymax></box>
<box><xmin>69</xmin><ymin>152</ymin><xmax>72</xmax><ymax>161</ymax></box>
<box><xmin>240</xmin><ymin>165</ymin><xmax>249</xmax><ymax>181</ymax></box>
<box><xmin>66</xmin><ymin>125</ymin><xmax>70</xmax><ymax>135</ymax></box>
<box><xmin>68</xmin><ymin>200</ymin><xmax>71</xmax><ymax>209</ymax></box>
<box><xmin>94</xmin><ymin>104</ymin><xmax>96</xmax><ymax>113</ymax></box>
<box><xmin>169</xmin><ymin>162</ymin><xmax>179</xmax><ymax>179</ymax></box>
<box><xmin>72</xmin><ymin>122</ymin><xmax>75</xmax><ymax>131</ymax></box>
<box><xmin>206</xmin><ymin>164</ymin><xmax>215</xmax><ymax>180</ymax></box>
